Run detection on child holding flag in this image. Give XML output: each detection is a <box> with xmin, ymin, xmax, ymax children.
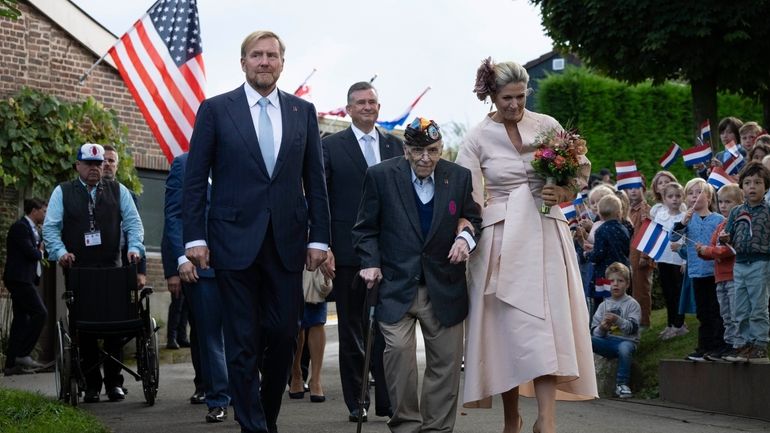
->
<box><xmin>671</xmin><ymin>178</ymin><xmax>726</xmax><ymax>362</ymax></box>
<box><xmin>590</xmin><ymin>262</ymin><xmax>642</xmax><ymax>399</ymax></box>
<box><xmin>720</xmin><ymin>162</ymin><xmax>770</xmax><ymax>363</ymax></box>
<box><xmin>696</xmin><ymin>184</ymin><xmax>742</xmax><ymax>360</ymax></box>
<box><xmin>651</xmin><ymin>182</ymin><xmax>688</xmax><ymax>339</ymax></box>
<box><xmin>585</xmin><ymin>195</ymin><xmax>631</xmax><ymax>301</ymax></box>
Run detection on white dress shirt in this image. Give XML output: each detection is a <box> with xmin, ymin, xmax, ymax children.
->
<box><xmin>351</xmin><ymin>124</ymin><xmax>381</xmax><ymax>164</ymax></box>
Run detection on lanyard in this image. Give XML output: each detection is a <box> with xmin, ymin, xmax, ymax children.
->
<box><xmin>87</xmin><ymin>185</ymin><xmax>98</xmax><ymax>233</ymax></box>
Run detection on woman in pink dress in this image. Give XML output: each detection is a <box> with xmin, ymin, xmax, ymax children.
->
<box><xmin>455</xmin><ymin>58</ymin><xmax>598</xmax><ymax>433</ymax></box>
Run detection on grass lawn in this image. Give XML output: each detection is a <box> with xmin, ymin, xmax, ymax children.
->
<box><xmin>633</xmin><ymin>308</ymin><xmax>700</xmax><ymax>398</ymax></box>
<box><xmin>0</xmin><ymin>388</ymin><xmax>108</xmax><ymax>433</ymax></box>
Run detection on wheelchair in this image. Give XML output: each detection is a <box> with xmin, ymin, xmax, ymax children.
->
<box><xmin>54</xmin><ymin>264</ymin><xmax>160</xmax><ymax>406</ymax></box>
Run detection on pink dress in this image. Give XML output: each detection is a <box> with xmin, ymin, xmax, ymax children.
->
<box><xmin>455</xmin><ymin>110</ymin><xmax>598</xmax><ymax>405</ymax></box>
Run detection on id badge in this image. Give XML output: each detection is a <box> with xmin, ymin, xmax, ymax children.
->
<box><xmin>84</xmin><ymin>230</ymin><xmax>102</xmax><ymax>246</ymax></box>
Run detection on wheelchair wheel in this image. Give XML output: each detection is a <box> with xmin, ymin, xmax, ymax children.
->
<box><xmin>54</xmin><ymin>320</ymin><xmax>78</xmax><ymax>406</ymax></box>
<box><xmin>139</xmin><ymin>317</ymin><xmax>159</xmax><ymax>405</ymax></box>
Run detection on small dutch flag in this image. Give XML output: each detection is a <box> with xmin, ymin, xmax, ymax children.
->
<box><xmin>659</xmin><ymin>142</ymin><xmax>682</xmax><ymax>169</ymax></box>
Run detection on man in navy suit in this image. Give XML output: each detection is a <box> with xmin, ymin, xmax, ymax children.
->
<box><xmin>320</xmin><ymin>81</ymin><xmax>402</xmax><ymax>421</ymax></box>
<box><xmin>162</xmin><ymin>153</ymin><xmax>230</xmax><ymax>423</ymax></box>
<box><xmin>3</xmin><ymin>198</ymin><xmax>47</xmax><ymax>375</ymax></box>
<box><xmin>182</xmin><ymin>30</ymin><xmax>329</xmax><ymax>433</ymax></box>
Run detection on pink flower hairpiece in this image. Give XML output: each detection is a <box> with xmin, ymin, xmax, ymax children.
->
<box><xmin>473</xmin><ymin>57</ymin><xmax>497</xmax><ymax>101</ymax></box>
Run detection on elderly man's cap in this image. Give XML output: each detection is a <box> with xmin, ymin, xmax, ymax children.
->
<box><xmin>404</xmin><ymin>117</ymin><xmax>441</xmax><ymax>147</ymax></box>
<box><xmin>77</xmin><ymin>143</ymin><xmax>105</xmax><ymax>162</ymax></box>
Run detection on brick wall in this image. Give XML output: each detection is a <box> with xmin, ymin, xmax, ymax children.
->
<box><xmin>0</xmin><ymin>2</ymin><xmax>168</xmax><ymax>298</ymax></box>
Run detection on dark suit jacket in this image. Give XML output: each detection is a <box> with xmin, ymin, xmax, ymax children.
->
<box><xmin>183</xmin><ymin>86</ymin><xmax>330</xmax><ymax>272</ymax></box>
<box><xmin>352</xmin><ymin>157</ymin><xmax>482</xmax><ymax>327</ymax></box>
<box><xmin>3</xmin><ymin>217</ymin><xmax>42</xmax><ymax>285</ymax></box>
<box><xmin>322</xmin><ymin>126</ymin><xmax>403</xmax><ymax>266</ymax></box>
<box><xmin>162</xmin><ymin>153</ymin><xmax>215</xmax><ymax>280</ymax></box>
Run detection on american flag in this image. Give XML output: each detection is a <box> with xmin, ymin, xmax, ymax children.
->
<box><xmin>108</xmin><ymin>0</ymin><xmax>206</xmax><ymax>163</ymax></box>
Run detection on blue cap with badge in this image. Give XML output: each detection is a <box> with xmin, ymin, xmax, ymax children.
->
<box><xmin>77</xmin><ymin>143</ymin><xmax>105</xmax><ymax>161</ymax></box>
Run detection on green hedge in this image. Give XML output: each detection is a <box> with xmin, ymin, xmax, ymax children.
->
<box><xmin>535</xmin><ymin>68</ymin><xmax>763</xmax><ymax>185</ymax></box>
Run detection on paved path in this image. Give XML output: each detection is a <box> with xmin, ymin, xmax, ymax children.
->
<box><xmin>2</xmin><ymin>323</ymin><xmax>769</xmax><ymax>433</ymax></box>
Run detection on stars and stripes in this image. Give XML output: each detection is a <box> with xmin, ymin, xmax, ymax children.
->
<box><xmin>632</xmin><ymin>219</ymin><xmax>670</xmax><ymax>261</ymax></box>
<box><xmin>659</xmin><ymin>142</ymin><xmax>682</xmax><ymax>169</ymax></box>
<box><xmin>682</xmin><ymin>144</ymin><xmax>713</xmax><ymax>167</ymax></box>
<box><xmin>707</xmin><ymin>167</ymin><xmax>736</xmax><ymax>190</ymax></box>
<box><xmin>108</xmin><ymin>0</ymin><xmax>206</xmax><ymax>163</ymax></box>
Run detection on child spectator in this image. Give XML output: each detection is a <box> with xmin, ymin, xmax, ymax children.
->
<box><xmin>739</xmin><ymin>121</ymin><xmax>763</xmax><ymax>154</ymax></box>
<box><xmin>649</xmin><ymin>171</ymin><xmax>679</xmax><ymax>216</ymax></box>
<box><xmin>748</xmin><ymin>135</ymin><xmax>770</xmax><ymax>162</ymax></box>
<box><xmin>721</xmin><ymin>162</ymin><xmax>770</xmax><ymax>363</ymax></box>
<box><xmin>671</xmin><ymin>178</ymin><xmax>726</xmax><ymax>361</ymax></box>
<box><xmin>580</xmin><ymin>184</ymin><xmax>616</xmax><ymax>247</ymax></box>
<box><xmin>626</xmin><ymin>184</ymin><xmax>654</xmax><ymax>329</ymax></box>
<box><xmin>763</xmin><ymin>155</ymin><xmax>770</xmax><ymax>204</ymax></box>
<box><xmin>651</xmin><ymin>182</ymin><xmax>688</xmax><ymax>339</ymax></box>
<box><xmin>696</xmin><ymin>184</ymin><xmax>741</xmax><ymax>360</ymax></box>
<box><xmin>591</xmin><ymin>262</ymin><xmax>641</xmax><ymax>399</ymax></box>
<box><xmin>585</xmin><ymin>194</ymin><xmax>631</xmax><ymax>299</ymax></box>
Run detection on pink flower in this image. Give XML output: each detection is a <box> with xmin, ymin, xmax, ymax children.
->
<box><xmin>541</xmin><ymin>148</ymin><xmax>555</xmax><ymax>159</ymax></box>
<box><xmin>554</xmin><ymin>155</ymin><xmax>566</xmax><ymax>168</ymax></box>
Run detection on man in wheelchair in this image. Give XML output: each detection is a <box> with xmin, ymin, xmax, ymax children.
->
<box><xmin>42</xmin><ymin>143</ymin><xmax>145</xmax><ymax>403</ymax></box>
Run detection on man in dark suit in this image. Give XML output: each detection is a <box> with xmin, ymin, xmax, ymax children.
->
<box><xmin>182</xmin><ymin>30</ymin><xmax>329</xmax><ymax>433</ymax></box>
<box><xmin>320</xmin><ymin>81</ymin><xmax>402</xmax><ymax>421</ymax></box>
<box><xmin>353</xmin><ymin>118</ymin><xmax>481</xmax><ymax>433</ymax></box>
<box><xmin>3</xmin><ymin>198</ymin><xmax>47</xmax><ymax>375</ymax></box>
<box><xmin>163</xmin><ymin>153</ymin><xmax>230</xmax><ymax>422</ymax></box>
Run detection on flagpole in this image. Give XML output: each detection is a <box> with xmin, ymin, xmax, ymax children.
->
<box><xmin>369</xmin><ymin>73</ymin><xmax>378</xmax><ymax>83</ymax></box>
<box><xmin>294</xmin><ymin>68</ymin><xmax>317</xmax><ymax>94</ymax></box>
<box><xmin>77</xmin><ymin>14</ymin><xmax>150</xmax><ymax>85</ymax></box>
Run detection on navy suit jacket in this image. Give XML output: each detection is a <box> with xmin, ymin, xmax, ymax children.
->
<box><xmin>182</xmin><ymin>86</ymin><xmax>330</xmax><ymax>272</ymax></box>
<box><xmin>162</xmin><ymin>153</ymin><xmax>214</xmax><ymax>280</ymax></box>
<box><xmin>322</xmin><ymin>126</ymin><xmax>403</xmax><ymax>266</ymax></box>
<box><xmin>3</xmin><ymin>217</ymin><xmax>42</xmax><ymax>285</ymax></box>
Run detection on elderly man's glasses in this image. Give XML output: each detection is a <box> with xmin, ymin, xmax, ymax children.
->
<box><xmin>407</xmin><ymin>147</ymin><xmax>442</xmax><ymax>158</ymax></box>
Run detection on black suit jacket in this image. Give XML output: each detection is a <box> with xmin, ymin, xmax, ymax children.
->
<box><xmin>352</xmin><ymin>157</ymin><xmax>482</xmax><ymax>327</ymax></box>
<box><xmin>183</xmin><ymin>86</ymin><xmax>330</xmax><ymax>272</ymax></box>
<box><xmin>322</xmin><ymin>126</ymin><xmax>403</xmax><ymax>266</ymax></box>
<box><xmin>3</xmin><ymin>217</ymin><xmax>42</xmax><ymax>285</ymax></box>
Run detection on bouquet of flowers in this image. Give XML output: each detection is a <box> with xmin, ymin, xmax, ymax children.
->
<box><xmin>531</xmin><ymin>128</ymin><xmax>587</xmax><ymax>213</ymax></box>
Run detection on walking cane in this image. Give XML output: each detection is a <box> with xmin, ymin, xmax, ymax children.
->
<box><xmin>356</xmin><ymin>278</ymin><xmax>379</xmax><ymax>433</ymax></box>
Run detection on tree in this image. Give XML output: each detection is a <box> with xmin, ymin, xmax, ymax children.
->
<box><xmin>529</xmin><ymin>0</ymin><xmax>770</xmax><ymax>148</ymax></box>
<box><xmin>0</xmin><ymin>0</ymin><xmax>20</xmax><ymax>20</ymax></box>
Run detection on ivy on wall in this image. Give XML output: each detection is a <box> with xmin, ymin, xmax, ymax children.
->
<box><xmin>0</xmin><ymin>87</ymin><xmax>141</xmax><ymax>197</ymax></box>
<box><xmin>535</xmin><ymin>67</ymin><xmax>763</xmax><ymax>184</ymax></box>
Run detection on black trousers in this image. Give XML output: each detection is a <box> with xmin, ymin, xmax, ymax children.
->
<box><xmin>658</xmin><ymin>263</ymin><xmax>685</xmax><ymax>327</ymax></box>
<box><xmin>692</xmin><ymin>276</ymin><xmax>725</xmax><ymax>352</ymax></box>
<box><xmin>4</xmin><ymin>280</ymin><xmax>47</xmax><ymax>368</ymax></box>
<box><xmin>334</xmin><ymin>266</ymin><xmax>390</xmax><ymax>414</ymax></box>
<box><xmin>218</xmin><ymin>228</ymin><xmax>302</xmax><ymax>433</ymax></box>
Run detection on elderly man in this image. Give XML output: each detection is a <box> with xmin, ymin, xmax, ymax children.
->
<box><xmin>42</xmin><ymin>143</ymin><xmax>144</xmax><ymax>403</ymax></box>
<box><xmin>353</xmin><ymin>118</ymin><xmax>481</xmax><ymax>433</ymax></box>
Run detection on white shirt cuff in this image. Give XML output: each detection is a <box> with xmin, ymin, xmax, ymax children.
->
<box><xmin>457</xmin><ymin>231</ymin><xmax>476</xmax><ymax>252</ymax></box>
<box><xmin>308</xmin><ymin>242</ymin><xmax>328</xmax><ymax>251</ymax></box>
<box><xmin>185</xmin><ymin>240</ymin><xmax>207</xmax><ymax>249</ymax></box>
<box><xmin>177</xmin><ymin>255</ymin><xmax>191</xmax><ymax>270</ymax></box>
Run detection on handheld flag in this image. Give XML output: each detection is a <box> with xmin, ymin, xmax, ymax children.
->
<box><xmin>632</xmin><ymin>220</ymin><xmax>670</xmax><ymax>261</ymax></box>
<box><xmin>723</xmin><ymin>151</ymin><xmax>745</xmax><ymax>175</ymax></box>
<box><xmin>724</xmin><ymin>138</ymin><xmax>740</xmax><ymax>157</ymax></box>
<box><xmin>700</xmin><ymin>120</ymin><xmax>712</xmax><ymax>145</ymax></box>
<box><xmin>615</xmin><ymin>161</ymin><xmax>638</xmax><ymax>175</ymax></box>
<box><xmin>376</xmin><ymin>86</ymin><xmax>431</xmax><ymax>130</ymax></box>
<box><xmin>707</xmin><ymin>167</ymin><xmax>736</xmax><ymax>190</ymax></box>
<box><xmin>682</xmin><ymin>144</ymin><xmax>713</xmax><ymax>167</ymax></box>
<box><xmin>616</xmin><ymin>171</ymin><xmax>644</xmax><ymax>190</ymax></box>
<box><xmin>595</xmin><ymin>278</ymin><xmax>612</xmax><ymax>297</ymax></box>
<box><xmin>659</xmin><ymin>142</ymin><xmax>682</xmax><ymax>169</ymax></box>
<box><xmin>108</xmin><ymin>0</ymin><xmax>206</xmax><ymax>163</ymax></box>
<box><xmin>558</xmin><ymin>201</ymin><xmax>576</xmax><ymax>220</ymax></box>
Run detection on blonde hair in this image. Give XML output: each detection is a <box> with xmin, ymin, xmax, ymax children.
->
<box><xmin>739</xmin><ymin>121</ymin><xmax>762</xmax><ymax>136</ymax></box>
<box><xmin>661</xmin><ymin>181</ymin><xmax>684</xmax><ymax>198</ymax></box>
<box><xmin>684</xmin><ymin>177</ymin><xmax>716</xmax><ymax>210</ymax></box>
<box><xmin>598</xmin><ymin>194</ymin><xmax>622</xmax><ymax>220</ymax></box>
<box><xmin>718</xmin><ymin>184</ymin><xmax>743</xmax><ymax>204</ymax></box>
<box><xmin>589</xmin><ymin>184</ymin><xmax>615</xmax><ymax>204</ymax></box>
<box><xmin>606</xmin><ymin>262</ymin><xmax>631</xmax><ymax>282</ymax></box>
<box><xmin>615</xmin><ymin>190</ymin><xmax>631</xmax><ymax>221</ymax></box>
<box><xmin>762</xmin><ymin>154</ymin><xmax>770</xmax><ymax>171</ymax></box>
<box><xmin>241</xmin><ymin>30</ymin><xmax>285</xmax><ymax>58</ymax></box>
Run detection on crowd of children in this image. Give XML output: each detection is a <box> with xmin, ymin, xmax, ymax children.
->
<box><xmin>578</xmin><ymin>116</ymin><xmax>770</xmax><ymax>399</ymax></box>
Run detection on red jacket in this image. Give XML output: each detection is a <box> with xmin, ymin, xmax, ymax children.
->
<box><xmin>697</xmin><ymin>220</ymin><xmax>735</xmax><ymax>283</ymax></box>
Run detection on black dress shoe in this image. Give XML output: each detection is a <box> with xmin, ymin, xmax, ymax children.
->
<box><xmin>84</xmin><ymin>390</ymin><xmax>100</xmax><ymax>403</ymax></box>
<box><xmin>166</xmin><ymin>340</ymin><xmax>180</xmax><ymax>350</ymax></box>
<box><xmin>348</xmin><ymin>408</ymin><xmax>367</xmax><ymax>422</ymax></box>
<box><xmin>375</xmin><ymin>407</ymin><xmax>393</xmax><ymax>417</ymax></box>
<box><xmin>190</xmin><ymin>390</ymin><xmax>206</xmax><ymax>404</ymax></box>
<box><xmin>178</xmin><ymin>339</ymin><xmax>191</xmax><ymax>348</ymax></box>
<box><xmin>107</xmin><ymin>386</ymin><xmax>125</xmax><ymax>401</ymax></box>
<box><xmin>206</xmin><ymin>406</ymin><xmax>227</xmax><ymax>423</ymax></box>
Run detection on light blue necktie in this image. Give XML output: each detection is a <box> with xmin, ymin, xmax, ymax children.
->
<box><xmin>362</xmin><ymin>134</ymin><xmax>376</xmax><ymax>167</ymax></box>
<box><xmin>257</xmin><ymin>97</ymin><xmax>275</xmax><ymax>176</ymax></box>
